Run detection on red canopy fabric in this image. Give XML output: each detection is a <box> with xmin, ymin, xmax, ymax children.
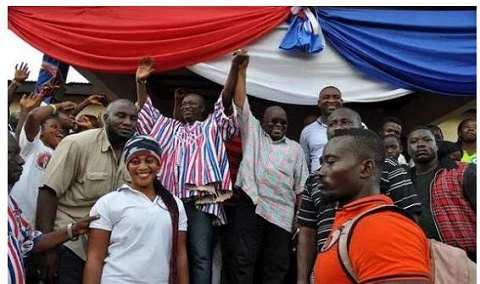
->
<box><xmin>8</xmin><ymin>7</ymin><xmax>290</xmax><ymax>73</ymax></box>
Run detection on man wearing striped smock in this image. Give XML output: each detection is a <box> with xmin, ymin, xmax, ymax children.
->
<box><xmin>135</xmin><ymin>54</ymin><xmax>244</xmax><ymax>284</ymax></box>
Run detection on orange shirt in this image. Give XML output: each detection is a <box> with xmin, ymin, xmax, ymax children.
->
<box><xmin>314</xmin><ymin>195</ymin><xmax>431</xmax><ymax>284</ymax></box>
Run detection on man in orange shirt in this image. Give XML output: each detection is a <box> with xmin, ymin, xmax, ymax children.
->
<box><xmin>314</xmin><ymin>128</ymin><xmax>431</xmax><ymax>284</ymax></box>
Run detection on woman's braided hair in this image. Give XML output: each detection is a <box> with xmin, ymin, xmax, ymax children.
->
<box><xmin>154</xmin><ymin>179</ymin><xmax>179</xmax><ymax>284</ymax></box>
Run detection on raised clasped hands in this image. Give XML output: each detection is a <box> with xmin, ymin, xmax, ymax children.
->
<box><xmin>232</xmin><ymin>49</ymin><xmax>249</xmax><ymax>71</ymax></box>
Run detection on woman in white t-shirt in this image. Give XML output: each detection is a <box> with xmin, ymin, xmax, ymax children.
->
<box><xmin>84</xmin><ymin>135</ymin><xmax>189</xmax><ymax>284</ymax></box>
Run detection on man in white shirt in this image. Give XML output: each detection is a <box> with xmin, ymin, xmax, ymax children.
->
<box><xmin>300</xmin><ymin>86</ymin><xmax>343</xmax><ymax>172</ymax></box>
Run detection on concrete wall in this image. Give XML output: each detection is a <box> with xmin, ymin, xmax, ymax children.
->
<box><xmin>438</xmin><ymin>113</ymin><xmax>476</xmax><ymax>142</ymax></box>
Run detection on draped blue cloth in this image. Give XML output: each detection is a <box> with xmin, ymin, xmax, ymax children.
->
<box><xmin>279</xmin><ymin>9</ymin><xmax>323</xmax><ymax>54</ymax></box>
<box><xmin>314</xmin><ymin>8</ymin><xmax>476</xmax><ymax>96</ymax></box>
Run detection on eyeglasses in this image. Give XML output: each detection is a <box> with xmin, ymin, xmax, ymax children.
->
<box><xmin>270</xmin><ymin>118</ymin><xmax>287</xmax><ymax>126</ymax></box>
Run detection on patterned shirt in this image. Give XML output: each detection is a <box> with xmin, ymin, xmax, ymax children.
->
<box><xmin>298</xmin><ymin>157</ymin><xmax>422</xmax><ymax>251</ymax></box>
<box><xmin>235</xmin><ymin>98</ymin><xmax>309</xmax><ymax>232</ymax></box>
<box><xmin>8</xmin><ymin>196</ymin><xmax>41</xmax><ymax>284</ymax></box>
<box><xmin>137</xmin><ymin>94</ymin><xmax>238</xmax><ymax>224</ymax></box>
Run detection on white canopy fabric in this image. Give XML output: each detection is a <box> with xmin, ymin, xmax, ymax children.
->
<box><xmin>188</xmin><ymin>24</ymin><xmax>413</xmax><ymax>105</ymax></box>
<box><xmin>9</xmin><ymin>24</ymin><xmax>412</xmax><ymax>104</ymax></box>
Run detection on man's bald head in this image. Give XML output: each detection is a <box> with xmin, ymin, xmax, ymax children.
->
<box><xmin>106</xmin><ymin>99</ymin><xmax>136</xmax><ymax>114</ymax></box>
<box><xmin>104</xmin><ymin>99</ymin><xmax>138</xmax><ymax>142</ymax></box>
<box><xmin>263</xmin><ymin>106</ymin><xmax>286</xmax><ymax>119</ymax></box>
<box><xmin>262</xmin><ymin>106</ymin><xmax>288</xmax><ymax>141</ymax></box>
<box><xmin>327</xmin><ymin>107</ymin><xmax>362</xmax><ymax>139</ymax></box>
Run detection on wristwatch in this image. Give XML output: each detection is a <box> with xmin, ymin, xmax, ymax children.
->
<box><xmin>67</xmin><ymin>223</ymin><xmax>79</xmax><ymax>241</ymax></box>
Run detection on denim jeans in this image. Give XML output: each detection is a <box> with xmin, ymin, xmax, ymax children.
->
<box><xmin>184</xmin><ymin>201</ymin><xmax>214</xmax><ymax>284</ymax></box>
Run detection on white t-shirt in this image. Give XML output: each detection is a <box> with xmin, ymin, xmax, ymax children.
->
<box><xmin>10</xmin><ymin>128</ymin><xmax>54</xmax><ymax>228</ymax></box>
<box><xmin>90</xmin><ymin>184</ymin><xmax>188</xmax><ymax>284</ymax></box>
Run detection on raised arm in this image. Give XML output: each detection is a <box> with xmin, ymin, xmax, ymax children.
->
<box><xmin>15</xmin><ymin>84</ymin><xmax>58</xmax><ymax>138</ymax></box>
<box><xmin>8</xmin><ymin>62</ymin><xmax>30</xmax><ymax>107</ymax></box>
<box><xmin>233</xmin><ymin>51</ymin><xmax>249</xmax><ymax>109</ymax></box>
<box><xmin>135</xmin><ymin>57</ymin><xmax>155</xmax><ymax>110</ymax></box>
<box><xmin>72</xmin><ymin>94</ymin><xmax>105</xmax><ymax>116</ymax></box>
<box><xmin>222</xmin><ymin>50</ymin><xmax>248</xmax><ymax>113</ymax></box>
<box><xmin>15</xmin><ymin>92</ymin><xmax>45</xmax><ymax>139</ymax></box>
<box><xmin>24</xmin><ymin>101</ymin><xmax>76</xmax><ymax>142</ymax></box>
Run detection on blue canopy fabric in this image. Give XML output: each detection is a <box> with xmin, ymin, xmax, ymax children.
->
<box><xmin>314</xmin><ymin>8</ymin><xmax>476</xmax><ymax>96</ymax></box>
<box><xmin>279</xmin><ymin>7</ymin><xmax>324</xmax><ymax>54</ymax></box>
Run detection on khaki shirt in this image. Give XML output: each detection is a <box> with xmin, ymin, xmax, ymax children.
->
<box><xmin>43</xmin><ymin>128</ymin><xmax>131</xmax><ymax>260</ymax></box>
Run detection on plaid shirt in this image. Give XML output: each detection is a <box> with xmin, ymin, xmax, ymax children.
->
<box><xmin>430</xmin><ymin>163</ymin><xmax>476</xmax><ymax>253</ymax></box>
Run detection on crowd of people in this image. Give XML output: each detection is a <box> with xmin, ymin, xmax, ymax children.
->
<box><xmin>7</xmin><ymin>49</ymin><xmax>476</xmax><ymax>284</ymax></box>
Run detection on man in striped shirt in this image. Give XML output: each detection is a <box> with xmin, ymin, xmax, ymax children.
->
<box><xmin>135</xmin><ymin>54</ymin><xmax>243</xmax><ymax>284</ymax></box>
<box><xmin>296</xmin><ymin>107</ymin><xmax>422</xmax><ymax>283</ymax></box>
<box><xmin>7</xmin><ymin>133</ymin><xmax>97</xmax><ymax>284</ymax></box>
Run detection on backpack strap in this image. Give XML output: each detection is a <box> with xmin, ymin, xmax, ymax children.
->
<box><xmin>337</xmin><ymin>205</ymin><xmax>416</xmax><ymax>283</ymax></box>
